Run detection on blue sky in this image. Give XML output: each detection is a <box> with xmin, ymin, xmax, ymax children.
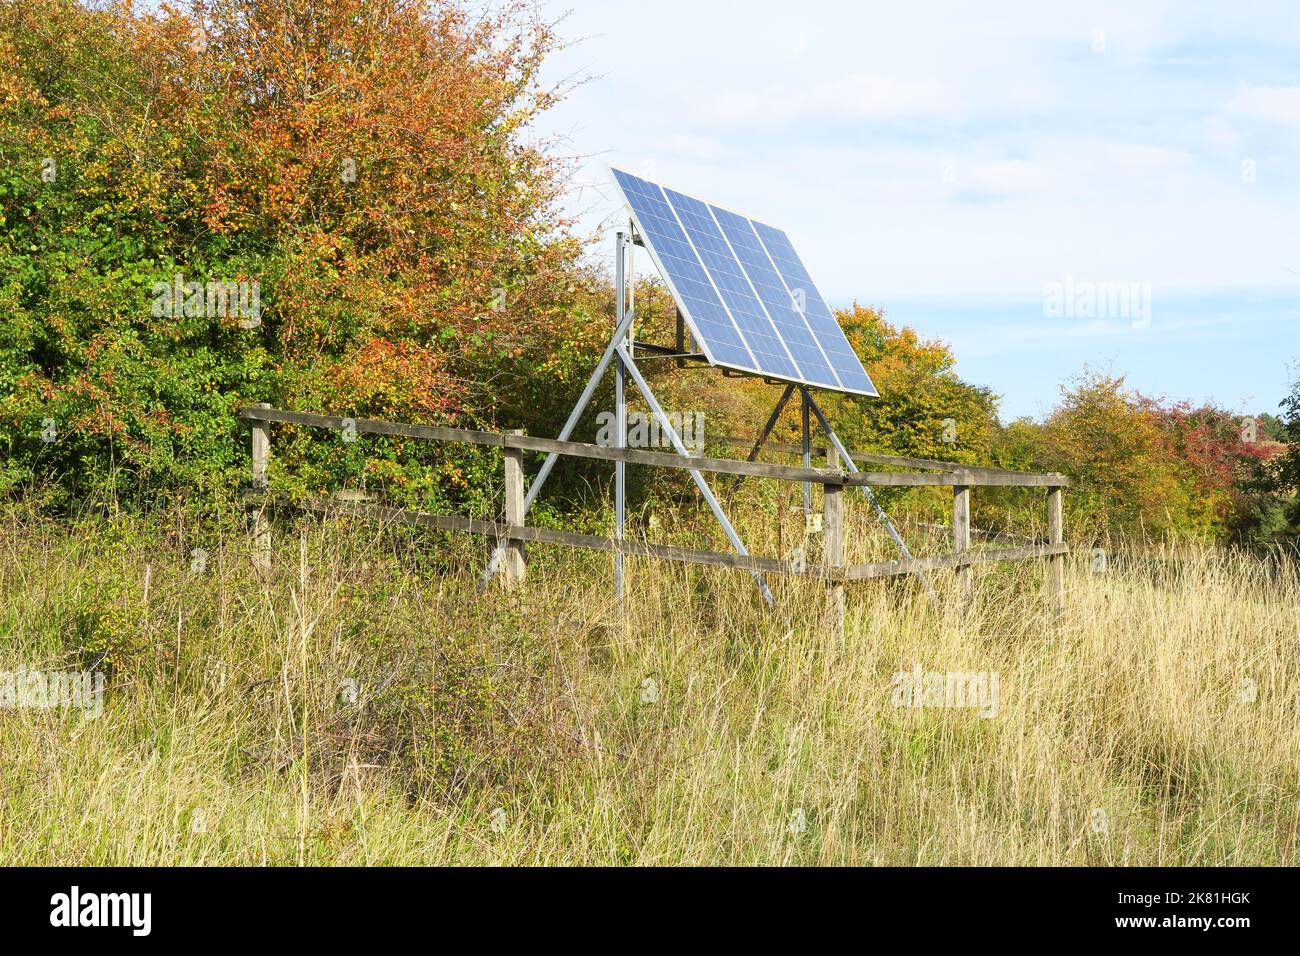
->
<box><xmin>532</xmin><ymin>0</ymin><xmax>1299</xmax><ymax>420</ymax></box>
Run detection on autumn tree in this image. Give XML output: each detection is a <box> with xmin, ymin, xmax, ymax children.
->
<box><xmin>0</xmin><ymin>0</ymin><xmax>586</xmax><ymax>509</ymax></box>
<box><xmin>1240</xmin><ymin>374</ymin><xmax>1300</xmax><ymax>545</ymax></box>
<box><xmin>822</xmin><ymin>303</ymin><xmax>1000</xmax><ymax>464</ymax></box>
<box><xmin>997</xmin><ymin>370</ymin><xmax>1261</xmax><ymax>540</ymax></box>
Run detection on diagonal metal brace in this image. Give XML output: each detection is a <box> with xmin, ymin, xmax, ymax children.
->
<box><xmin>478</xmin><ymin>307</ymin><xmax>638</xmax><ymax>589</ymax></box>
<box><xmin>616</xmin><ymin>343</ymin><xmax>775</xmax><ymax>606</ymax></box>
<box><xmin>800</xmin><ymin>387</ymin><xmax>938</xmax><ymax>602</ymax></box>
<box><xmin>724</xmin><ymin>383</ymin><xmax>796</xmax><ymax>507</ymax></box>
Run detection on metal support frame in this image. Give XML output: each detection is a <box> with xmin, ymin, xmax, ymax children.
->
<box><xmin>615</xmin><ymin>343</ymin><xmax>774</xmax><ymax>605</ymax></box>
<box><xmin>675</xmin><ymin>307</ymin><xmax>686</xmax><ymax>369</ymax></box>
<box><xmin>632</xmin><ymin>340</ymin><xmax>706</xmax><ymax>362</ymax></box>
<box><xmin>614</xmin><ymin>230</ymin><xmax>627</xmax><ymax>600</ymax></box>
<box><xmin>477</xmin><ymin>304</ymin><xmax>638</xmax><ymax>589</ymax></box>
<box><xmin>799</xmin><ymin>386</ymin><xmax>938</xmax><ymax>601</ymax></box>
<box><xmin>481</xmin><ymin>224</ymin><xmax>773</xmax><ymax>606</ymax></box>
<box><xmin>725</xmin><ymin>384</ymin><xmax>795</xmax><ymax>507</ymax></box>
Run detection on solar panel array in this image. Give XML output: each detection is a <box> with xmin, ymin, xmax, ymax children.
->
<box><xmin>609</xmin><ymin>167</ymin><xmax>879</xmax><ymax>398</ymax></box>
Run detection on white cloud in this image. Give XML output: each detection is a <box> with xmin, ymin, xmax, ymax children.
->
<box><xmin>1200</xmin><ymin>117</ymin><xmax>1244</xmax><ymax>149</ymax></box>
<box><xmin>538</xmin><ymin>10</ymin><xmax>1300</xmax><ymax>299</ymax></box>
<box><xmin>694</xmin><ymin>74</ymin><xmax>950</xmax><ymax>127</ymax></box>
<box><xmin>649</xmin><ymin>134</ymin><xmax>731</xmax><ymax>161</ymax></box>
<box><xmin>1227</xmin><ymin>83</ymin><xmax>1300</xmax><ymax>125</ymax></box>
<box><xmin>953</xmin><ymin>160</ymin><xmax>1050</xmax><ymax>200</ymax></box>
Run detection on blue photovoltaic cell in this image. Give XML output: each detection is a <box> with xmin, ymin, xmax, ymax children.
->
<box><xmin>662</xmin><ymin>188</ymin><xmax>799</xmax><ymax>381</ymax></box>
<box><xmin>751</xmin><ymin>221</ymin><xmax>880</xmax><ymax>396</ymax></box>
<box><xmin>611</xmin><ymin>168</ymin><xmax>756</xmax><ymax>372</ymax></box>
<box><xmin>708</xmin><ymin>205</ymin><xmax>841</xmax><ymax>390</ymax></box>
<box><xmin>609</xmin><ymin>167</ymin><xmax>879</xmax><ymax>398</ymax></box>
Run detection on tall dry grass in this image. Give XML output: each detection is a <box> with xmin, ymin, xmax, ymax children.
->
<box><xmin>0</xmin><ymin>500</ymin><xmax>1296</xmax><ymax>865</ymax></box>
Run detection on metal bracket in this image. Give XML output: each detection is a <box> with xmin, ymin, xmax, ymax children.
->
<box><xmin>800</xmin><ymin>386</ymin><xmax>938</xmax><ymax>602</ymax></box>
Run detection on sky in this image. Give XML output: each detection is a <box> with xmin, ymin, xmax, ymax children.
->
<box><xmin>531</xmin><ymin>0</ymin><xmax>1300</xmax><ymax>421</ymax></box>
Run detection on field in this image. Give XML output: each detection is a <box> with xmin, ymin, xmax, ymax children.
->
<box><xmin>1</xmin><ymin>502</ymin><xmax>1297</xmax><ymax>866</ymax></box>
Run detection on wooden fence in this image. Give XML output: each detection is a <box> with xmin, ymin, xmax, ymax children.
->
<box><xmin>240</xmin><ymin>405</ymin><xmax>1068</xmax><ymax>609</ymax></box>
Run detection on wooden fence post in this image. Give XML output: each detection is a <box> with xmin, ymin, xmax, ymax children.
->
<box><xmin>823</xmin><ymin>476</ymin><xmax>845</xmax><ymax>638</ymax></box>
<box><xmin>503</xmin><ymin>430</ymin><xmax>526</xmax><ymax>587</ymax></box>
<box><xmin>251</xmin><ymin>402</ymin><xmax>272</xmax><ymax>573</ymax></box>
<box><xmin>1047</xmin><ymin>481</ymin><xmax>1064</xmax><ymax>613</ymax></box>
<box><xmin>953</xmin><ymin>473</ymin><xmax>971</xmax><ymax>599</ymax></box>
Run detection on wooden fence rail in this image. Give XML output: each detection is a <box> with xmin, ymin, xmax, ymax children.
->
<box><xmin>240</xmin><ymin>405</ymin><xmax>1069</xmax><ymax>609</ymax></box>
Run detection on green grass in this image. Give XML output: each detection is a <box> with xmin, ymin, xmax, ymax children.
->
<box><xmin>1</xmin><ymin>502</ymin><xmax>1296</xmax><ymax>865</ymax></box>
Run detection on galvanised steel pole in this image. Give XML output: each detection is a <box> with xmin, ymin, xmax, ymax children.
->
<box><xmin>614</xmin><ymin>230</ymin><xmax>627</xmax><ymax>602</ymax></box>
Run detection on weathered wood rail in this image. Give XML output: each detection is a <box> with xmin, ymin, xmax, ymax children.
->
<box><xmin>240</xmin><ymin>405</ymin><xmax>1069</xmax><ymax>608</ymax></box>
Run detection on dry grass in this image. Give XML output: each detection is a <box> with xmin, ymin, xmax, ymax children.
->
<box><xmin>0</xmin><ymin>501</ymin><xmax>1296</xmax><ymax>865</ymax></box>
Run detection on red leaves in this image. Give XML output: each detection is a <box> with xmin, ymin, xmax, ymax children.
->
<box><xmin>322</xmin><ymin>337</ymin><xmax>465</xmax><ymax>423</ymax></box>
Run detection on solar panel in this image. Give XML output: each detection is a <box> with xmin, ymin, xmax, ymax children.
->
<box><xmin>609</xmin><ymin>166</ymin><xmax>880</xmax><ymax>398</ymax></box>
